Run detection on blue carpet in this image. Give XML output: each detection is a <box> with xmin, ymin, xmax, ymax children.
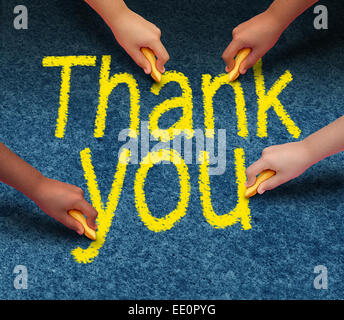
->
<box><xmin>1</xmin><ymin>0</ymin><xmax>344</xmax><ymax>299</ymax></box>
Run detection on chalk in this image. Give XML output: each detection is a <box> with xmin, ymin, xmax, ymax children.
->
<box><xmin>228</xmin><ymin>48</ymin><xmax>251</xmax><ymax>82</ymax></box>
<box><xmin>68</xmin><ymin>209</ymin><xmax>97</xmax><ymax>240</ymax></box>
<box><xmin>140</xmin><ymin>47</ymin><xmax>162</xmax><ymax>82</ymax></box>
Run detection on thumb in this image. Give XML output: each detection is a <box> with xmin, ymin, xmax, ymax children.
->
<box><xmin>257</xmin><ymin>174</ymin><xmax>283</xmax><ymax>194</ymax></box>
<box><xmin>239</xmin><ymin>50</ymin><xmax>261</xmax><ymax>74</ymax></box>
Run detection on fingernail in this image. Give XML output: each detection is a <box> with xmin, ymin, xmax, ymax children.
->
<box><xmin>245</xmin><ymin>181</ymin><xmax>248</xmax><ymax>187</ymax></box>
<box><xmin>162</xmin><ymin>66</ymin><xmax>165</xmax><ymax>73</ymax></box>
<box><xmin>258</xmin><ymin>189</ymin><xmax>265</xmax><ymax>195</ymax></box>
<box><xmin>241</xmin><ymin>69</ymin><xmax>247</xmax><ymax>74</ymax></box>
<box><xmin>77</xmin><ymin>230</ymin><xmax>83</xmax><ymax>235</ymax></box>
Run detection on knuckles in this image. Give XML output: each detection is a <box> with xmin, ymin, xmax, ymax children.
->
<box><xmin>70</xmin><ymin>188</ymin><xmax>85</xmax><ymax>203</ymax></box>
<box><xmin>261</xmin><ymin>148</ymin><xmax>278</xmax><ymax>166</ymax></box>
<box><xmin>222</xmin><ymin>51</ymin><xmax>229</xmax><ymax>61</ymax></box>
<box><xmin>245</xmin><ymin>167</ymin><xmax>253</xmax><ymax>178</ymax></box>
<box><xmin>261</xmin><ymin>146</ymin><xmax>274</xmax><ymax>156</ymax></box>
<box><xmin>75</xmin><ymin>187</ymin><xmax>84</xmax><ymax>197</ymax></box>
<box><xmin>155</xmin><ymin>27</ymin><xmax>161</xmax><ymax>37</ymax></box>
<box><xmin>232</xmin><ymin>27</ymin><xmax>239</xmax><ymax>37</ymax></box>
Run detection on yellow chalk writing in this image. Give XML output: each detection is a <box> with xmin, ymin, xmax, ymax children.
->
<box><xmin>202</xmin><ymin>73</ymin><xmax>248</xmax><ymax>138</ymax></box>
<box><xmin>42</xmin><ymin>56</ymin><xmax>97</xmax><ymax>138</ymax></box>
<box><xmin>198</xmin><ymin>148</ymin><xmax>251</xmax><ymax>230</ymax></box>
<box><xmin>253</xmin><ymin>59</ymin><xmax>301</xmax><ymax>138</ymax></box>
<box><xmin>71</xmin><ymin>147</ymin><xmax>130</xmax><ymax>264</ymax></box>
<box><xmin>134</xmin><ymin>149</ymin><xmax>191</xmax><ymax>232</ymax></box>
<box><xmin>149</xmin><ymin>71</ymin><xmax>193</xmax><ymax>141</ymax></box>
<box><xmin>94</xmin><ymin>55</ymin><xmax>140</xmax><ymax>138</ymax></box>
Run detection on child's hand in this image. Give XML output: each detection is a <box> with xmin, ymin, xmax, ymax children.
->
<box><xmin>245</xmin><ymin>141</ymin><xmax>313</xmax><ymax>194</ymax></box>
<box><xmin>110</xmin><ymin>8</ymin><xmax>169</xmax><ymax>74</ymax></box>
<box><xmin>222</xmin><ymin>10</ymin><xmax>285</xmax><ymax>74</ymax></box>
<box><xmin>32</xmin><ymin>177</ymin><xmax>98</xmax><ymax>235</ymax></box>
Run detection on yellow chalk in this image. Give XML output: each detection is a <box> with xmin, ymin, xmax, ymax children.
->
<box><xmin>140</xmin><ymin>47</ymin><xmax>162</xmax><ymax>82</ymax></box>
<box><xmin>68</xmin><ymin>209</ymin><xmax>97</xmax><ymax>241</ymax></box>
<box><xmin>245</xmin><ymin>169</ymin><xmax>276</xmax><ymax>198</ymax></box>
<box><xmin>228</xmin><ymin>48</ymin><xmax>251</xmax><ymax>82</ymax></box>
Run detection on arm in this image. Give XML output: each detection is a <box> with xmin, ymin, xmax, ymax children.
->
<box><xmin>303</xmin><ymin>116</ymin><xmax>344</xmax><ymax>163</ymax></box>
<box><xmin>84</xmin><ymin>0</ymin><xmax>128</xmax><ymax>26</ymax></box>
<box><xmin>85</xmin><ymin>0</ymin><xmax>169</xmax><ymax>74</ymax></box>
<box><xmin>0</xmin><ymin>142</ymin><xmax>97</xmax><ymax>234</ymax></box>
<box><xmin>269</xmin><ymin>0</ymin><xmax>319</xmax><ymax>28</ymax></box>
<box><xmin>246</xmin><ymin>116</ymin><xmax>344</xmax><ymax>194</ymax></box>
<box><xmin>0</xmin><ymin>142</ymin><xmax>44</xmax><ymax>200</ymax></box>
<box><xmin>222</xmin><ymin>0</ymin><xmax>319</xmax><ymax>74</ymax></box>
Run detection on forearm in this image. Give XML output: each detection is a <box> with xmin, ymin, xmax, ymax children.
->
<box><xmin>84</xmin><ymin>0</ymin><xmax>128</xmax><ymax>26</ymax></box>
<box><xmin>303</xmin><ymin>116</ymin><xmax>344</xmax><ymax>165</ymax></box>
<box><xmin>267</xmin><ymin>0</ymin><xmax>318</xmax><ymax>29</ymax></box>
<box><xmin>0</xmin><ymin>143</ymin><xmax>44</xmax><ymax>200</ymax></box>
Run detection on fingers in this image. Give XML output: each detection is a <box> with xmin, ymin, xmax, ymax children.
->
<box><xmin>130</xmin><ymin>41</ymin><xmax>169</xmax><ymax>75</ymax></box>
<box><xmin>222</xmin><ymin>40</ymin><xmax>244</xmax><ymax>72</ymax></box>
<box><xmin>74</xmin><ymin>200</ymin><xmax>98</xmax><ymax>230</ymax></box>
<box><xmin>59</xmin><ymin>214</ymin><xmax>84</xmax><ymax>236</ymax></box>
<box><xmin>150</xmin><ymin>41</ymin><xmax>169</xmax><ymax>73</ymax></box>
<box><xmin>245</xmin><ymin>158</ymin><xmax>269</xmax><ymax>187</ymax></box>
<box><xmin>257</xmin><ymin>174</ymin><xmax>285</xmax><ymax>194</ymax></box>
<box><xmin>239</xmin><ymin>49</ymin><xmax>262</xmax><ymax>74</ymax></box>
<box><xmin>130</xmin><ymin>50</ymin><xmax>152</xmax><ymax>75</ymax></box>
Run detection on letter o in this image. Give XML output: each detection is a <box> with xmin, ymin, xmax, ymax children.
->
<box><xmin>134</xmin><ymin>149</ymin><xmax>190</xmax><ymax>232</ymax></box>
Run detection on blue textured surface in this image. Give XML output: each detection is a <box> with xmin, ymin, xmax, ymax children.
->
<box><xmin>1</xmin><ymin>0</ymin><xmax>344</xmax><ymax>299</ymax></box>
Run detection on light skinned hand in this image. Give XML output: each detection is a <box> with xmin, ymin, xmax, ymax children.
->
<box><xmin>110</xmin><ymin>8</ymin><xmax>169</xmax><ymax>74</ymax></box>
<box><xmin>32</xmin><ymin>177</ymin><xmax>98</xmax><ymax>235</ymax></box>
<box><xmin>222</xmin><ymin>10</ymin><xmax>285</xmax><ymax>74</ymax></box>
<box><xmin>245</xmin><ymin>141</ymin><xmax>314</xmax><ymax>194</ymax></box>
